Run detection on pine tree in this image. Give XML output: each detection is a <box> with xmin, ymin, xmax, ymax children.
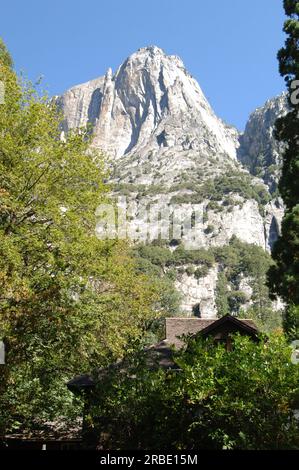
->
<box><xmin>267</xmin><ymin>1</ymin><xmax>299</xmax><ymax>338</ymax></box>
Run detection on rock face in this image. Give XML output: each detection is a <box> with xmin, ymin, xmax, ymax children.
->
<box><xmin>58</xmin><ymin>46</ymin><xmax>238</xmax><ymax>165</ymax></box>
<box><xmin>238</xmin><ymin>94</ymin><xmax>289</xmax><ymax>193</ymax></box>
<box><xmin>58</xmin><ymin>46</ymin><xmax>286</xmax><ymax>318</ymax></box>
<box><xmin>175</xmin><ymin>266</ymin><xmax>218</xmax><ymax>318</ymax></box>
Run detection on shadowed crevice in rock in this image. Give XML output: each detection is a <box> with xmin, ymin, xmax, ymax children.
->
<box><xmin>268</xmin><ymin>216</ymin><xmax>280</xmax><ymax>250</ymax></box>
<box><xmin>87</xmin><ymin>88</ymin><xmax>103</xmax><ymax>127</ymax></box>
<box><xmin>158</xmin><ymin>68</ymin><xmax>169</xmax><ymax>113</ymax></box>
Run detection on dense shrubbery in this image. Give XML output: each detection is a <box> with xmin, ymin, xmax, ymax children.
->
<box><xmin>134</xmin><ymin>243</ymin><xmax>215</xmax><ymax>269</ymax></box>
<box><xmin>114</xmin><ymin>182</ymin><xmax>168</xmax><ymax>196</ymax></box>
<box><xmin>169</xmin><ymin>192</ymin><xmax>204</xmax><ymax>205</ymax></box>
<box><xmin>88</xmin><ymin>334</ymin><xmax>299</xmax><ymax>450</ymax></box>
<box><xmin>214</xmin><ymin>237</ymin><xmax>280</xmax><ymax>330</ymax></box>
<box><xmin>170</xmin><ymin>172</ymin><xmax>271</xmax><ymax>213</ymax></box>
<box><xmin>135</xmin><ymin>244</ymin><xmax>173</xmax><ymax>268</ymax></box>
<box><xmin>171</xmin><ymin>246</ymin><xmax>215</xmax><ymax>267</ymax></box>
<box><xmin>204</xmin><ymin>224</ymin><xmax>215</xmax><ymax>234</ymax></box>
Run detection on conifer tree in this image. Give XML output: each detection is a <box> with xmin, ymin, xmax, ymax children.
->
<box><xmin>268</xmin><ymin>0</ymin><xmax>299</xmax><ymax>338</ymax></box>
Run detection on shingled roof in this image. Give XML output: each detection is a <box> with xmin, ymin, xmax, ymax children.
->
<box><xmin>166</xmin><ymin>315</ymin><xmax>258</xmax><ymax>348</ymax></box>
<box><xmin>166</xmin><ymin>317</ymin><xmax>216</xmax><ymax>348</ymax></box>
<box><xmin>192</xmin><ymin>315</ymin><xmax>259</xmax><ymax>340</ymax></box>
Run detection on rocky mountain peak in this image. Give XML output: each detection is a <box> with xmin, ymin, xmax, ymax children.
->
<box><xmin>59</xmin><ymin>46</ymin><xmax>238</xmax><ymax>166</ymax></box>
<box><xmin>121</xmin><ymin>45</ymin><xmax>186</xmax><ymax>73</ymax></box>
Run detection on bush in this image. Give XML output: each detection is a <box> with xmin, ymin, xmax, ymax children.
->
<box><xmin>223</xmin><ymin>196</ymin><xmax>235</xmax><ymax>207</ymax></box>
<box><xmin>194</xmin><ymin>266</ymin><xmax>210</xmax><ymax>279</ymax></box>
<box><xmin>171</xmin><ymin>246</ymin><xmax>215</xmax><ymax>267</ymax></box>
<box><xmin>206</xmin><ymin>201</ymin><xmax>222</xmax><ymax>212</ymax></box>
<box><xmin>165</xmin><ymin>267</ymin><xmax>177</xmax><ymax>281</ymax></box>
<box><xmin>136</xmin><ymin>244</ymin><xmax>173</xmax><ymax>267</ymax></box>
<box><xmin>228</xmin><ymin>290</ymin><xmax>248</xmax><ymax>313</ymax></box>
<box><xmin>185</xmin><ymin>266</ymin><xmax>195</xmax><ymax>276</ymax></box>
<box><xmin>89</xmin><ymin>334</ymin><xmax>299</xmax><ymax>450</ymax></box>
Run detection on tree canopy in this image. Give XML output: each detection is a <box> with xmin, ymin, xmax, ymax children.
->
<box><xmin>88</xmin><ymin>333</ymin><xmax>299</xmax><ymax>450</ymax></box>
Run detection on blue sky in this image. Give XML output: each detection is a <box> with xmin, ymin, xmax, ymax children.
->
<box><xmin>1</xmin><ymin>0</ymin><xmax>286</xmax><ymax>130</ymax></box>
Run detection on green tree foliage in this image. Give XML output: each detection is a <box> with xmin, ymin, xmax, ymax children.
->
<box><xmin>215</xmin><ymin>271</ymin><xmax>230</xmax><ymax>315</ymax></box>
<box><xmin>267</xmin><ymin>1</ymin><xmax>299</xmax><ymax>339</ymax></box>
<box><xmin>171</xmin><ymin>245</ymin><xmax>215</xmax><ymax>267</ymax></box>
<box><xmin>135</xmin><ymin>244</ymin><xmax>173</xmax><ymax>268</ymax></box>
<box><xmin>194</xmin><ymin>265</ymin><xmax>209</xmax><ymax>279</ymax></box>
<box><xmin>89</xmin><ymin>334</ymin><xmax>299</xmax><ymax>450</ymax></box>
<box><xmin>135</xmin><ymin>243</ymin><xmax>215</xmax><ymax>269</ymax></box>
<box><xmin>0</xmin><ymin>43</ymin><xmax>163</xmax><ymax>434</ymax></box>
<box><xmin>227</xmin><ymin>290</ymin><xmax>247</xmax><ymax>312</ymax></box>
<box><xmin>135</xmin><ymin>237</ymin><xmax>276</xmax><ymax>328</ymax></box>
<box><xmin>0</xmin><ymin>39</ymin><xmax>13</xmax><ymax>69</ymax></box>
<box><xmin>214</xmin><ymin>237</ymin><xmax>276</xmax><ymax>327</ymax></box>
<box><xmin>169</xmin><ymin>172</ymin><xmax>271</xmax><ymax>213</ymax></box>
<box><xmin>133</xmin><ymin>245</ymin><xmax>181</xmax><ymax>319</ymax></box>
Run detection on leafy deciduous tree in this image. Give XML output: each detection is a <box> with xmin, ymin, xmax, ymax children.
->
<box><xmin>89</xmin><ymin>334</ymin><xmax>299</xmax><ymax>450</ymax></box>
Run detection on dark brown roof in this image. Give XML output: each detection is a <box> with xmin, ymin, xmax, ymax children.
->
<box><xmin>166</xmin><ymin>317</ymin><xmax>216</xmax><ymax>348</ymax></box>
<box><xmin>191</xmin><ymin>315</ymin><xmax>259</xmax><ymax>340</ymax></box>
<box><xmin>239</xmin><ymin>319</ymin><xmax>258</xmax><ymax>330</ymax></box>
<box><xmin>166</xmin><ymin>315</ymin><xmax>259</xmax><ymax>348</ymax></box>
